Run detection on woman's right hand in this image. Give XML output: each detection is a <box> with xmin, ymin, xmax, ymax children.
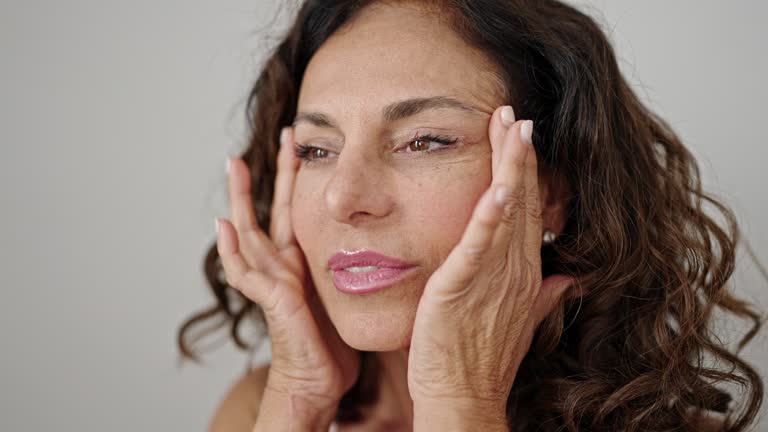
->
<box><xmin>215</xmin><ymin>127</ymin><xmax>360</xmax><ymax>423</ymax></box>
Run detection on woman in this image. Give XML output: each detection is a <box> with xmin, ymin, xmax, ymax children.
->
<box><xmin>178</xmin><ymin>1</ymin><xmax>765</xmax><ymax>430</ymax></box>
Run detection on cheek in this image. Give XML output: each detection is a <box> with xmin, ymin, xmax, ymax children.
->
<box><xmin>402</xmin><ymin>165</ymin><xmax>491</xmax><ymax>261</ymax></box>
<box><xmin>290</xmin><ymin>176</ymin><xmax>321</xmax><ymax>253</ymax></box>
<box><xmin>289</xmin><ymin>159</ymin><xmax>492</xmax><ymax>268</ymax></box>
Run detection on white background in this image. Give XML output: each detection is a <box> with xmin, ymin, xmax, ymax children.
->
<box><xmin>1</xmin><ymin>1</ymin><xmax>766</xmax><ymax>430</ymax></box>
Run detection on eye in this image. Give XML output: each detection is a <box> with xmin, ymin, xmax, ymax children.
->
<box><xmin>294</xmin><ymin>143</ymin><xmax>333</xmax><ymax>164</ymax></box>
<box><xmin>294</xmin><ymin>133</ymin><xmax>460</xmax><ymax>165</ymax></box>
<box><xmin>307</xmin><ymin>147</ymin><xmax>328</xmax><ymax>159</ymax></box>
<box><xmin>407</xmin><ymin>139</ymin><xmax>432</xmax><ymax>152</ymax></box>
<box><xmin>403</xmin><ymin>134</ymin><xmax>459</xmax><ymax>153</ymax></box>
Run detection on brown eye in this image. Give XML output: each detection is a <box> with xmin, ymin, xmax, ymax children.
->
<box><xmin>408</xmin><ymin>139</ymin><xmax>430</xmax><ymax>152</ymax></box>
<box><xmin>312</xmin><ymin>148</ymin><xmax>328</xmax><ymax>159</ymax></box>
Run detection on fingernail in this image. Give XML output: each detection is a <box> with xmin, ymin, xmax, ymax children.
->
<box><xmin>500</xmin><ymin>106</ymin><xmax>515</xmax><ymax>127</ymax></box>
<box><xmin>215</xmin><ymin>217</ymin><xmax>221</xmax><ymax>236</ymax></box>
<box><xmin>521</xmin><ymin>120</ymin><xmax>533</xmax><ymax>146</ymax></box>
<box><xmin>494</xmin><ymin>185</ymin><xmax>510</xmax><ymax>206</ymax></box>
<box><xmin>225</xmin><ymin>157</ymin><xmax>231</xmax><ymax>175</ymax></box>
<box><xmin>280</xmin><ymin>127</ymin><xmax>289</xmax><ymax>147</ymax></box>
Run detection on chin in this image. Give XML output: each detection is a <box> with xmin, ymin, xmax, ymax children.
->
<box><xmin>334</xmin><ymin>307</ymin><xmax>416</xmax><ymax>351</ymax></box>
<box><xmin>315</xmin><ymin>272</ymin><xmax>426</xmax><ymax>352</ymax></box>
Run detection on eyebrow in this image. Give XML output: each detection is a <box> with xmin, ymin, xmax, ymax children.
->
<box><xmin>292</xmin><ymin>96</ymin><xmax>486</xmax><ymax>129</ymax></box>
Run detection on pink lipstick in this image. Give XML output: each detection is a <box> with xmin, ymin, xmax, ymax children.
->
<box><xmin>328</xmin><ymin>250</ymin><xmax>417</xmax><ymax>294</ymax></box>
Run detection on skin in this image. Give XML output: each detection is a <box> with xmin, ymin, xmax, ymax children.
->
<box><xmin>291</xmin><ymin>4</ymin><xmax>505</xmax><ymax>353</ymax></box>
<box><xmin>216</xmin><ymin>2</ymin><xmax>573</xmax><ymax>430</ymax></box>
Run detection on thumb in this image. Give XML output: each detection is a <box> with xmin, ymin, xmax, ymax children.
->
<box><xmin>533</xmin><ymin>274</ymin><xmax>576</xmax><ymax>325</ymax></box>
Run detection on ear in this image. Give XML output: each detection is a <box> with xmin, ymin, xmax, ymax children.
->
<box><xmin>538</xmin><ymin>166</ymin><xmax>572</xmax><ymax>242</ymax></box>
<box><xmin>536</xmin><ymin>166</ymin><xmax>582</xmax><ymax>308</ymax></box>
<box><xmin>533</xmin><ymin>274</ymin><xmax>576</xmax><ymax>326</ymax></box>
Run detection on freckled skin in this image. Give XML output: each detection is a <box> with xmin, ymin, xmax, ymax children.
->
<box><xmin>290</xmin><ymin>2</ymin><xmax>506</xmax><ymax>352</ymax></box>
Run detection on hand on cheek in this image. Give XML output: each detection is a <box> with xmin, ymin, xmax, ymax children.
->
<box><xmin>216</xmin><ymin>128</ymin><xmax>359</xmax><ymax>430</ymax></box>
<box><xmin>408</xmin><ymin>106</ymin><xmax>575</xmax><ymax>426</ymax></box>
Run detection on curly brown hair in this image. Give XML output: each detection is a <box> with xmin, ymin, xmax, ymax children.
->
<box><xmin>177</xmin><ymin>1</ymin><xmax>766</xmax><ymax>430</ymax></box>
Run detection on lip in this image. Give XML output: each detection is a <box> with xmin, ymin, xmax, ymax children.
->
<box><xmin>328</xmin><ymin>250</ymin><xmax>414</xmax><ymax>271</ymax></box>
<box><xmin>328</xmin><ymin>250</ymin><xmax>417</xmax><ymax>294</ymax></box>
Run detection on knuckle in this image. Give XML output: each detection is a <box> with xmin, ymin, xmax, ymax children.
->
<box><xmin>510</xmin><ymin>186</ymin><xmax>527</xmax><ymax>209</ymax></box>
<box><xmin>240</xmin><ymin>222</ymin><xmax>262</xmax><ymax>238</ymax></box>
<box><xmin>500</xmin><ymin>208</ymin><xmax>515</xmax><ymax>227</ymax></box>
<box><xmin>525</xmin><ymin>190</ymin><xmax>542</xmax><ymax>220</ymax></box>
<box><xmin>462</xmin><ymin>244</ymin><xmax>486</xmax><ymax>268</ymax></box>
<box><xmin>476</xmin><ymin>206</ymin><xmax>498</xmax><ymax>228</ymax></box>
<box><xmin>502</xmin><ymin>187</ymin><xmax>526</xmax><ymax>224</ymax></box>
<box><xmin>512</xmin><ymin>152</ymin><xmax>527</xmax><ymax>169</ymax></box>
<box><xmin>224</xmin><ymin>269</ymin><xmax>242</xmax><ymax>289</ymax></box>
<box><xmin>260</xmin><ymin>279</ymin><xmax>283</xmax><ymax>314</ymax></box>
<box><xmin>522</xmin><ymin>256</ymin><xmax>539</xmax><ymax>278</ymax></box>
<box><xmin>220</xmin><ymin>260</ymin><xmax>250</xmax><ymax>292</ymax></box>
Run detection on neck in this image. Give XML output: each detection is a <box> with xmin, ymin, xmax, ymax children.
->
<box><xmin>371</xmin><ymin>349</ymin><xmax>414</xmax><ymax>427</ymax></box>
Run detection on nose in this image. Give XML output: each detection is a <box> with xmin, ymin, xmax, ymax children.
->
<box><xmin>323</xmin><ymin>146</ymin><xmax>394</xmax><ymax>224</ymax></box>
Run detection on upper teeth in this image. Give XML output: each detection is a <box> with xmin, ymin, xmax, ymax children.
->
<box><xmin>344</xmin><ymin>266</ymin><xmax>379</xmax><ymax>273</ymax></box>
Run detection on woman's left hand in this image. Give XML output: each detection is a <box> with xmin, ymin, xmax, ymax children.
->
<box><xmin>408</xmin><ymin>107</ymin><xmax>575</xmax><ymax>427</ymax></box>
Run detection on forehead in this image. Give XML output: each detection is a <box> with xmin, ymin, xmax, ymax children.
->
<box><xmin>297</xmin><ymin>3</ymin><xmax>506</xmax><ymax>118</ymax></box>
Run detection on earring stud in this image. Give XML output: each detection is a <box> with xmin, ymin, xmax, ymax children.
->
<box><xmin>542</xmin><ymin>229</ymin><xmax>557</xmax><ymax>245</ymax></box>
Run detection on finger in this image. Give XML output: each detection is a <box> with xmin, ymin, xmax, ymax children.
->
<box><xmin>532</xmin><ymin>274</ymin><xmax>575</xmax><ymax>325</ymax></box>
<box><xmin>216</xmin><ymin>217</ymin><xmax>280</xmax><ymax>310</ymax></box>
<box><xmin>492</xmin><ymin>120</ymin><xmax>530</xmax><ymax>243</ymax></box>
<box><xmin>270</xmin><ymin>127</ymin><xmax>300</xmax><ymax>250</ymax></box>
<box><xmin>226</xmin><ymin>156</ymin><xmax>281</xmax><ymax>271</ymax></box>
<box><xmin>227</xmin><ymin>156</ymin><xmax>259</xmax><ymax>231</ymax></box>
<box><xmin>488</xmin><ymin>105</ymin><xmax>516</xmax><ymax>175</ymax></box>
<box><xmin>519</xmin><ymin>121</ymin><xmax>544</xmax><ymax>257</ymax></box>
<box><xmin>429</xmin><ymin>183</ymin><xmax>510</xmax><ymax>292</ymax></box>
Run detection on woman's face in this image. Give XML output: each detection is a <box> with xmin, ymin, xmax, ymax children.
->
<box><xmin>291</xmin><ymin>3</ymin><xmax>506</xmax><ymax>351</ymax></box>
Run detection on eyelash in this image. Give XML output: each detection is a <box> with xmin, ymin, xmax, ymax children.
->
<box><xmin>293</xmin><ymin>134</ymin><xmax>460</xmax><ymax>164</ymax></box>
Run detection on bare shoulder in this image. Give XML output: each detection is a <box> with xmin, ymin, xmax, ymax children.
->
<box><xmin>699</xmin><ymin>415</ymin><xmax>727</xmax><ymax>432</ymax></box>
<box><xmin>686</xmin><ymin>407</ymin><xmax>728</xmax><ymax>432</ymax></box>
<box><xmin>208</xmin><ymin>364</ymin><xmax>271</xmax><ymax>432</ymax></box>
